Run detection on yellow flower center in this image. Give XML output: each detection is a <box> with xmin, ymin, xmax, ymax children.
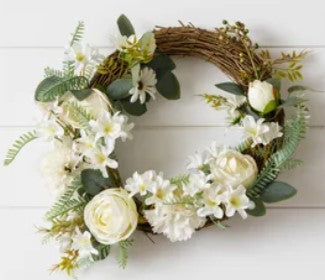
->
<box><xmin>230</xmin><ymin>196</ymin><xmax>241</xmax><ymax>207</ymax></box>
<box><xmin>75</xmin><ymin>52</ymin><xmax>85</xmax><ymax>62</ymax></box>
<box><xmin>103</xmin><ymin>124</ymin><xmax>113</xmax><ymax>135</ymax></box>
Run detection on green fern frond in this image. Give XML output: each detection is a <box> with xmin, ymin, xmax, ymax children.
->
<box><xmin>44</xmin><ymin>67</ymin><xmax>64</xmax><ymax>78</ymax></box>
<box><xmin>236</xmin><ymin>138</ymin><xmax>253</xmax><ymax>153</ymax></box>
<box><xmin>45</xmin><ymin>177</ymin><xmax>86</xmax><ymax>220</ymax></box>
<box><xmin>279</xmin><ymin>158</ymin><xmax>303</xmax><ymax>171</ymax></box>
<box><xmin>170</xmin><ymin>174</ymin><xmax>190</xmax><ymax>188</ymax></box>
<box><xmin>63</xmin><ymin>101</ymin><xmax>93</xmax><ymax>129</ymax></box>
<box><xmin>70</xmin><ymin>21</ymin><xmax>85</xmax><ymax>47</ymax></box>
<box><xmin>63</xmin><ymin>61</ymin><xmax>76</xmax><ymax>78</ymax></box>
<box><xmin>247</xmin><ymin>105</ymin><xmax>308</xmax><ymax>198</ymax></box>
<box><xmin>118</xmin><ymin>239</ymin><xmax>134</xmax><ymax>268</ymax></box>
<box><xmin>4</xmin><ymin>131</ymin><xmax>38</xmax><ymax>166</ymax></box>
<box><xmin>35</xmin><ymin>75</ymin><xmax>89</xmax><ymax>102</ymax></box>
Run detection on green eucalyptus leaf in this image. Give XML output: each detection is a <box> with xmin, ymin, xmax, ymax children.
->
<box><xmin>246</xmin><ymin>198</ymin><xmax>266</xmax><ymax>217</ymax></box>
<box><xmin>81</xmin><ymin>169</ymin><xmax>113</xmax><ymax>196</ymax></box>
<box><xmin>266</xmin><ymin>78</ymin><xmax>281</xmax><ymax>91</ymax></box>
<box><xmin>281</xmin><ymin>96</ymin><xmax>307</xmax><ymax>107</ymax></box>
<box><xmin>70</xmin><ymin>89</ymin><xmax>92</xmax><ymax>101</ymax></box>
<box><xmin>35</xmin><ymin>75</ymin><xmax>88</xmax><ymax>102</ymax></box>
<box><xmin>121</xmin><ymin>99</ymin><xmax>147</xmax><ymax>116</ymax></box>
<box><xmin>156</xmin><ymin>72</ymin><xmax>180</xmax><ymax>100</ymax></box>
<box><xmin>288</xmin><ymin>85</ymin><xmax>315</xmax><ymax>95</ymax></box>
<box><xmin>215</xmin><ymin>82</ymin><xmax>244</xmax><ymax>95</ymax></box>
<box><xmin>147</xmin><ymin>54</ymin><xmax>176</xmax><ymax>78</ymax></box>
<box><xmin>106</xmin><ymin>79</ymin><xmax>133</xmax><ymax>100</ymax></box>
<box><xmin>261</xmin><ymin>181</ymin><xmax>297</xmax><ymax>203</ymax></box>
<box><xmin>117</xmin><ymin>14</ymin><xmax>135</xmax><ymax>37</ymax></box>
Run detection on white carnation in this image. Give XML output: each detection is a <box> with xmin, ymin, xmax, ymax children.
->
<box><xmin>145</xmin><ymin>204</ymin><xmax>206</xmax><ymax>242</ymax></box>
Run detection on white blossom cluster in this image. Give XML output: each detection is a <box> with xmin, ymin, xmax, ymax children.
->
<box><xmin>125</xmin><ymin>143</ymin><xmax>257</xmax><ymax>242</ymax></box>
<box><xmin>37</xmin><ymin>89</ymin><xmax>134</xmax><ymax>196</ymax></box>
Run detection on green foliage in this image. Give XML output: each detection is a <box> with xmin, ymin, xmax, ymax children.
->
<box><xmin>260</xmin><ymin>181</ymin><xmax>297</xmax><ymax>203</ymax></box>
<box><xmin>118</xmin><ymin>239</ymin><xmax>134</xmax><ymax>268</ymax></box>
<box><xmin>246</xmin><ymin>198</ymin><xmax>266</xmax><ymax>217</ymax></box>
<box><xmin>247</xmin><ymin>105</ymin><xmax>308</xmax><ymax>198</ymax></box>
<box><xmin>106</xmin><ymin>79</ymin><xmax>133</xmax><ymax>100</ymax></box>
<box><xmin>70</xmin><ymin>89</ymin><xmax>92</xmax><ymax>101</ymax></box>
<box><xmin>120</xmin><ymin>99</ymin><xmax>147</xmax><ymax>116</ymax></box>
<box><xmin>93</xmin><ymin>243</ymin><xmax>111</xmax><ymax>261</ymax></box>
<box><xmin>45</xmin><ymin>177</ymin><xmax>86</xmax><ymax>220</ymax></box>
<box><xmin>279</xmin><ymin>158</ymin><xmax>303</xmax><ymax>171</ymax></box>
<box><xmin>156</xmin><ymin>72</ymin><xmax>180</xmax><ymax>100</ymax></box>
<box><xmin>63</xmin><ymin>60</ymin><xmax>76</xmax><ymax>78</ymax></box>
<box><xmin>35</xmin><ymin>76</ymin><xmax>89</xmax><ymax>102</ymax></box>
<box><xmin>4</xmin><ymin>131</ymin><xmax>38</xmax><ymax>166</ymax></box>
<box><xmin>236</xmin><ymin>138</ymin><xmax>253</xmax><ymax>153</ymax></box>
<box><xmin>215</xmin><ymin>82</ymin><xmax>244</xmax><ymax>95</ymax></box>
<box><xmin>287</xmin><ymin>85</ymin><xmax>311</xmax><ymax>95</ymax></box>
<box><xmin>44</xmin><ymin>67</ymin><xmax>64</xmax><ymax>78</ymax></box>
<box><xmin>63</xmin><ymin>101</ymin><xmax>93</xmax><ymax>129</ymax></box>
<box><xmin>81</xmin><ymin>169</ymin><xmax>114</xmax><ymax>196</ymax></box>
<box><xmin>69</xmin><ymin>21</ymin><xmax>85</xmax><ymax>47</ymax></box>
<box><xmin>147</xmin><ymin>54</ymin><xmax>176</xmax><ymax>79</ymax></box>
<box><xmin>117</xmin><ymin>14</ymin><xmax>135</xmax><ymax>37</ymax></box>
<box><xmin>170</xmin><ymin>174</ymin><xmax>190</xmax><ymax>188</ymax></box>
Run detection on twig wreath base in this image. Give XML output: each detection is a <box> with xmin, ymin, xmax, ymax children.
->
<box><xmin>4</xmin><ymin>14</ymin><xmax>310</xmax><ymax>276</ymax></box>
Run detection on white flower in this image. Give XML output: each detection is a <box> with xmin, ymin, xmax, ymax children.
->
<box><xmin>248</xmin><ymin>80</ymin><xmax>276</xmax><ymax>113</ymax></box>
<box><xmin>76</xmin><ymin>129</ymin><xmax>97</xmax><ymax>155</ymax></box>
<box><xmin>84</xmin><ymin>188</ymin><xmax>138</xmax><ymax>245</ymax></box>
<box><xmin>89</xmin><ymin>111</ymin><xmax>122</xmax><ymax>144</ymax></box>
<box><xmin>64</xmin><ymin>43</ymin><xmax>103</xmax><ymax>72</ymax></box>
<box><xmin>225</xmin><ymin>94</ymin><xmax>247</xmax><ymax>122</ymax></box>
<box><xmin>71</xmin><ymin>228</ymin><xmax>98</xmax><ymax>258</ymax></box>
<box><xmin>261</xmin><ymin>122</ymin><xmax>283</xmax><ymax>145</ymax></box>
<box><xmin>41</xmin><ymin>139</ymin><xmax>80</xmax><ymax>196</ymax></box>
<box><xmin>125</xmin><ymin>170</ymin><xmax>156</xmax><ymax>196</ymax></box>
<box><xmin>241</xmin><ymin>115</ymin><xmax>269</xmax><ymax>146</ymax></box>
<box><xmin>37</xmin><ymin>99</ymin><xmax>63</xmax><ymax>117</ymax></box>
<box><xmin>113</xmin><ymin>112</ymin><xmax>134</xmax><ymax>142</ymax></box>
<box><xmin>114</xmin><ymin>34</ymin><xmax>138</xmax><ymax>52</ymax></box>
<box><xmin>36</xmin><ymin>118</ymin><xmax>64</xmax><ymax>141</ymax></box>
<box><xmin>241</xmin><ymin>115</ymin><xmax>283</xmax><ymax>147</ymax></box>
<box><xmin>144</xmin><ymin>204</ymin><xmax>206</xmax><ymax>242</ymax></box>
<box><xmin>145</xmin><ymin>174</ymin><xmax>176</xmax><ymax>205</ymax></box>
<box><xmin>222</xmin><ymin>185</ymin><xmax>254</xmax><ymax>219</ymax></box>
<box><xmin>182</xmin><ymin>172</ymin><xmax>211</xmax><ymax>197</ymax></box>
<box><xmin>129</xmin><ymin>66</ymin><xmax>157</xmax><ymax>104</ymax></box>
<box><xmin>86</xmin><ymin>141</ymin><xmax>118</xmax><ymax>177</ymax></box>
<box><xmin>210</xmin><ymin>148</ymin><xmax>258</xmax><ymax>188</ymax></box>
<box><xmin>187</xmin><ymin>151</ymin><xmax>211</xmax><ymax>171</ymax></box>
<box><xmin>197</xmin><ymin>185</ymin><xmax>225</xmax><ymax>219</ymax></box>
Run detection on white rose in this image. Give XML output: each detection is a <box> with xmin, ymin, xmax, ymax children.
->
<box><xmin>210</xmin><ymin>149</ymin><xmax>258</xmax><ymax>188</ymax></box>
<box><xmin>79</xmin><ymin>89</ymin><xmax>111</xmax><ymax>119</ymax></box>
<box><xmin>248</xmin><ymin>80</ymin><xmax>276</xmax><ymax>113</ymax></box>
<box><xmin>84</xmin><ymin>188</ymin><xmax>138</xmax><ymax>245</ymax></box>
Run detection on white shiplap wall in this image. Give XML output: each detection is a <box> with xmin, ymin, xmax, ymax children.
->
<box><xmin>1</xmin><ymin>0</ymin><xmax>325</xmax><ymax>279</ymax></box>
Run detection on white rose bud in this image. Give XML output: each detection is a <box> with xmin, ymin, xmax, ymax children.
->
<box><xmin>210</xmin><ymin>149</ymin><xmax>258</xmax><ymax>188</ymax></box>
<box><xmin>248</xmin><ymin>80</ymin><xmax>277</xmax><ymax>113</ymax></box>
<box><xmin>84</xmin><ymin>188</ymin><xmax>138</xmax><ymax>245</ymax></box>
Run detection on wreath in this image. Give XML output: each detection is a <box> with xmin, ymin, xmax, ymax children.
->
<box><xmin>4</xmin><ymin>15</ymin><xmax>311</xmax><ymax>277</ymax></box>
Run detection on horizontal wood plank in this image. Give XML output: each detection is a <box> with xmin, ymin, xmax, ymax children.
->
<box><xmin>0</xmin><ymin>208</ymin><xmax>324</xmax><ymax>279</ymax></box>
<box><xmin>0</xmin><ymin>126</ymin><xmax>323</xmax><ymax>207</ymax></box>
<box><xmin>1</xmin><ymin>0</ymin><xmax>325</xmax><ymax>47</ymax></box>
<box><xmin>0</xmin><ymin>48</ymin><xmax>324</xmax><ymax>127</ymax></box>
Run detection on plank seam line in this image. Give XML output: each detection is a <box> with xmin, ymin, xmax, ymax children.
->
<box><xmin>0</xmin><ymin>45</ymin><xmax>325</xmax><ymax>50</ymax></box>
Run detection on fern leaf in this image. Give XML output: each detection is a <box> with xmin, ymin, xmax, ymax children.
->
<box><xmin>45</xmin><ymin>177</ymin><xmax>85</xmax><ymax>220</ymax></box>
<box><xmin>236</xmin><ymin>138</ymin><xmax>253</xmax><ymax>153</ymax></box>
<box><xmin>170</xmin><ymin>174</ymin><xmax>190</xmax><ymax>188</ymax></box>
<box><xmin>35</xmin><ymin>75</ymin><xmax>89</xmax><ymax>102</ymax></box>
<box><xmin>70</xmin><ymin>21</ymin><xmax>85</xmax><ymax>47</ymax></box>
<box><xmin>44</xmin><ymin>67</ymin><xmax>64</xmax><ymax>78</ymax></box>
<box><xmin>247</xmin><ymin>105</ymin><xmax>308</xmax><ymax>198</ymax></box>
<box><xmin>118</xmin><ymin>239</ymin><xmax>134</xmax><ymax>268</ymax></box>
<box><xmin>279</xmin><ymin>158</ymin><xmax>303</xmax><ymax>171</ymax></box>
<box><xmin>4</xmin><ymin>131</ymin><xmax>38</xmax><ymax>166</ymax></box>
<box><xmin>63</xmin><ymin>101</ymin><xmax>93</xmax><ymax>129</ymax></box>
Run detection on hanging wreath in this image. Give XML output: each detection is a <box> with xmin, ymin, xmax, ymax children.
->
<box><xmin>4</xmin><ymin>14</ymin><xmax>311</xmax><ymax>276</ymax></box>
